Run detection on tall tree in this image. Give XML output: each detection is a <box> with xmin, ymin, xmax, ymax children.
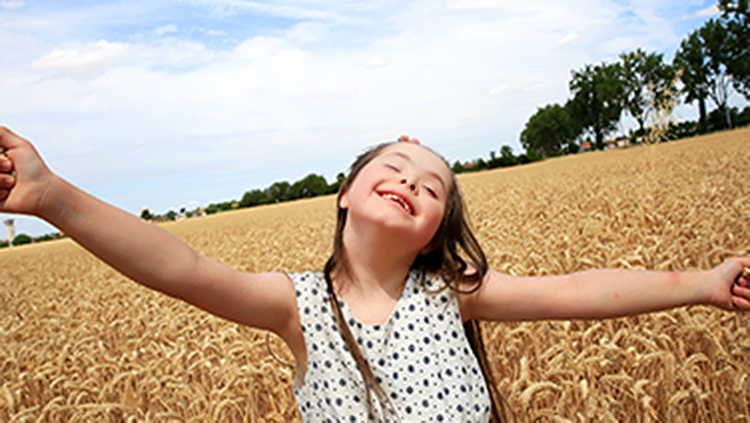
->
<box><xmin>568</xmin><ymin>62</ymin><xmax>625</xmax><ymax>150</ymax></box>
<box><xmin>718</xmin><ymin>0</ymin><xmax>750</xmax><ymax>99</ymax></box>
<box><xmin>291</xmin><ymin>174</ymin><xmax>329</xmax><ymax>199</ymax></box>
<box><xmin>519</xmin><ymin>103</ymin><xmax>580</xmax><ymax>157</ymax></box>
<box><xmin>674</xmin><ymin>19</ymin><xmax>734</xmax><ymax>130</ymax></box>
<box><xmin>619</xmin><ymin>49</ymin><xmax>675</xmax><ymax>136</ymax></box>
<box><xmin>264</xmin><ymin>181</ymin><xmax>292</xmax><ymax>203</ymax></box>
<box><xmin>498</xmin><ymin>145</ymin><xmax>516</xmax><ymax>167</ymax></box>
<box><xmin>240</xmin><ymin>189</ymin><xmax>270</xmax><ymax>208</ymax></box>
<box><xmin>673</xmin><ymin>30</ymin><xmax>710</xmax><ymax>131</ymax></box>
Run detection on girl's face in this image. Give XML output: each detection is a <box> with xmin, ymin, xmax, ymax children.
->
<box><xmin>340</xmin><ymin>142</ymin><xmax>452</xmax><ymax>254</ymax></box>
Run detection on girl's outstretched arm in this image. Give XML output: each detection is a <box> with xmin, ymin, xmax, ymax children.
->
<box><xmin>461</xmin><ymin>258</ymin><xmax>750</xmax><ymax>322</ymax></box>
<box><xmin>0</xmin><ymin>127</ymin><xmax>302</xmax><ymax>346</ymax></box>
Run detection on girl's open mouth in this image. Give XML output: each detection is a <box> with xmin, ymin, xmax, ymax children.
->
<box><xmin>380</xmin><ymin>192</ymin><xmax>414</xmax><ymax>215</ymax></box>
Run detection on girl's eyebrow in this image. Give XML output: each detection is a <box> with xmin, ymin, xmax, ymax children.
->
<box><xmin>385</xmin><ymin>151</ymin><xmax>447</xmax><ymax>191</ymax></box>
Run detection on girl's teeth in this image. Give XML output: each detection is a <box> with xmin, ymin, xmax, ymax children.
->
<box><xmin>383</xmin><ymin>193</ymin><xmax>412</xmax><ymax>214</ymax></box>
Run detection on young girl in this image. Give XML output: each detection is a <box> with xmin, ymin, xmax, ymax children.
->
<box><xmin>0</xmin><ymin>126</ymin><xmax>748</xmax><ymax>422</ymax></box>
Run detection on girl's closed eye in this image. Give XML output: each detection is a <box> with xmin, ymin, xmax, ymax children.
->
<box><xmin>385</xmin><ymin>163</ymin><xmax>400</xmax><ymax>172</ymax></box>
<box><xmin>424</xmin><ymin>185</ymin><xmax>438</xmax><ymax>198</ymax></box>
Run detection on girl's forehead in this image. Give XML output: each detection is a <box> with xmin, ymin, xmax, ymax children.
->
<box><xmin>378</xmin><ymin>143</ymin><xmax>452</xmax><ymax>178</ymax></box>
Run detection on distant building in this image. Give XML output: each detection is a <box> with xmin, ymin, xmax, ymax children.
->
<box><xmin>580</xmin><ymin>141</ymin><xmax>592</xmax><ymax>152</ymax></box>
<box><xmin>604</xmin><ymin>135</ymin><xmax>629</xmax><ymax>150</ymax></box>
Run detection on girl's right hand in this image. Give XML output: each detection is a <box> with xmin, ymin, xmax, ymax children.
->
<box><xmin>0</xmin><ymin>127</ymin><xmax>57</xmax><ymax>217</ymax></box>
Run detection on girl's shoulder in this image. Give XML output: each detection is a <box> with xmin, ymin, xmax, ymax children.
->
<box><xmin>288</xmin><ymin>270</ymin><xmax>324</xmax><ymax>285</ymax></box>
<box><xmin>288</xmin><ymin>271</ymin><xmax>328</xmax><ymax>302</ymax></box>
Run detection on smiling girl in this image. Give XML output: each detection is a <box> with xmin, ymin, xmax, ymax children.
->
<box><xmin>1</xmin><ymin>126</ymin><xmax>748</xmax><ymax>422</ymax></box>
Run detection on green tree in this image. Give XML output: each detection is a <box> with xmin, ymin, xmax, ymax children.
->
<box><xmin>240</xmin><ymin>189</ymin><xmax>271</xmax><ymax>208</ymax></box>
<box><xmin>13</xmin><ymin>233</ymin><xmax>32</xmax><ymax>246</ymax></box>
<box><xmin>217</xmin><ymin>201</ymin><xmax>235</xmax><ymax>211</ymax></box>
<box><xmin>34</xmin><ymin>234</ymin><xmax>55</xmax><ymax>243</ymax></box>
<box><xmin>619</xmin><ymin>48</ymin><xmax>676</xmax><ymax>136</ymax></box>
<box><xmin>674</xmin><ymin>19</ymin><xmax>735</xmax><ymax>130</ymax></box>
<box><xmin>520</xmin><ymin>103</ymin><xmax>580</xmax><ymax>157</ymax></box>
<box><xmin>568</xmin><ymin>62</ymin><xmax>625</xmax><ymax>150</ymax></box>
<box><xmin>328</xmin><ymin>172</ymin><xmax>346</xmax><ymax>194</ymax></box>
<box><xmin>517</xmin><ymin>149</ymin><xmax>542</xmax><ymax>164</ymax></box>
<box><xmin>140</xmin><ymin>208</ymin><xmax>154</xmax><ymax>220</ymax></box>
<box><xmin>738</xmin><ymin>105</ymin><xmax>750</xmax><ymax>126</ymax></box>
<box><xmin>719</xmin><ymin>0</ymin><xmax>750</xmax><ymax>99</ymax></box>
<box><xmin>265</xmin><ymin>181</ymin><xmax>292</xmax><ymax>203</ymax></box>
<box><xmin>488</xmin><ymin>151</ymin><xmax>498</xmax><ymax>168</ymax></box>
<box><xmin>291</xmin><ymin>174</ymin><xmax>329</xmax><ymax>199</ymax></box>
<box><xmin>707</xmin><ymin>105</ymin><xmax>741</xmax><ymax>131</ymax></box>
<box><xmin>499</xmin><ymin>145</ymin><xmax>516</xmax><ymax>167</ymax></box>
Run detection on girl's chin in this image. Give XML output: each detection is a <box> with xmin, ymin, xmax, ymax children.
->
<box><xmin>348</xmin><ymin>212</ymin><xmax>434</xmax><ymax>246</ymax></box>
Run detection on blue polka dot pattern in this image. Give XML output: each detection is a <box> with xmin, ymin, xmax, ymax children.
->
<box><xmin>291</xmin><ymin>271</ymin><xmax>491</xmax><ymax>422</ymax></box>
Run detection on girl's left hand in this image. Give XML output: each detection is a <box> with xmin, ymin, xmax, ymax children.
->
<box><xmin>703</xmin><ymin>257</ymin><xmax>750</xmax><ymax>311</ymax></box>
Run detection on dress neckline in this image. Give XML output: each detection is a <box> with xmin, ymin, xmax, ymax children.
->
<box><xmin>335</xmin><ymin>270</ymin><xmax>418</xmax><ymax>329</ymax></box>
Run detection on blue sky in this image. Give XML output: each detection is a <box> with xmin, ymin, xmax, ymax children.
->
<box><xmin>0</xmin><ymin>0</ymin><xmax>746</xmax><ymax>238</ymax></box>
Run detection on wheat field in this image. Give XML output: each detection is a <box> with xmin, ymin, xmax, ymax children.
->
<box><xmin>1</xmin><ymin>128</ymin><xmax>749</xmax><ymax>422</ymax></box>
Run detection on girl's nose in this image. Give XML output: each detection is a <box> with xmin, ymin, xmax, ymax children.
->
<box><xmin>400</xmin><ymin>178</ymin><xmax>416</xmax><ymax>191</ymax></box>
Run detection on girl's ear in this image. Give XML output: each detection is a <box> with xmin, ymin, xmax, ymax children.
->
<box><xmin>339</xmin><ymin>189</ymin><xmax>349</xmax><ymax>210</ymax></box>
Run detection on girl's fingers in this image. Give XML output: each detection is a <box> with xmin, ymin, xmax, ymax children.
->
<box><xmin>732</xmin><ymin>284</ymin><xmax>750</xmax><ymax>298</ymax></box>
<box><xmin>0</xmin><ymin>151</ymin><xmax>10</xmax><ymax>202</ymax></box>
<box><xmin>0</xmin><ymin>173</ymin><xmax>13</xmax><ymax>188</ymax></box>
<box><xmin>0</xmin><ymin>157</ymin><xmax>12</xmax><ymax>172</ymax></box>
<box><xmin>731</xmin><ymin>296</ymin><xmax>750</xmax><ymax>311</ymax></box>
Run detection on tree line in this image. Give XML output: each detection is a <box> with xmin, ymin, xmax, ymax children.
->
<box><xmin>0</xmin><ymin>232</ymin><xmax>66</xmax><ymax>249</ymax></box>
<box><xmin>520</xmin><ymin>0</ymin><xmax>750</xmax><ymax>157</ymax></box>
<box><xmin>139</xmin><ymin>172</ymin><xmax>347</xmax><ymax>222</ymax></box>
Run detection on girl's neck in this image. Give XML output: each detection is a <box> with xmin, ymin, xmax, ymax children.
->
<box><xmin>337</xmin><ymin>222</ymin><xmax>417</xmax><ymax>300</ymax></box>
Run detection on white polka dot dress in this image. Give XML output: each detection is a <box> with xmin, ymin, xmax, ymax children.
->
<box><xmin>291</xmin><ymin>270</ymin><xmax>492</xmax><ymax>422</ymax></box>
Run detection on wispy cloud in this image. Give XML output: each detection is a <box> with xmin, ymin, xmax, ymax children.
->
<box><xmin>30</xmin><ymin>40</ymin><xmax>137</xmax><ymax>77</ymax></box>
<box><xmin>694</xmin><ymin>4</ymin><xmax>720</xmax><ymax>18</ymax></box>
<box><xmin>184</xmin><ymin>0</ymin><xmax>345</xmax><ymax>22</ymax></box>
<box><xmin>558</xmin><ymin>33</ymin><xmax>579</xmax><ymax>47</ymax></box>
<box><xmin>155</xmin><ymin>24</ymin><xmax>178</xmax><ymax>36</ymax></box>
<box><xmin>1</xmin><ymin>0</ymin><xmax>24</xmax><ymax>9</ymax></box>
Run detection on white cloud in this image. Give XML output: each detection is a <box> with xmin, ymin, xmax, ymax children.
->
<box><xmin>448</xmin><ymin>0</ymin><xmax>503</xmax><ymax>9</ymax></box>
<box><xmin>155</xmin><ymin>24</ymin><xmax>178</xmax><ymax>36</ymax></box>
<box><xmin>185</xmin><ymin>0</ymin><xmax>343</xmax><ymax>22</ymax></box>
<box><xmin>200</xmin><ymin>28</ymin><xmax>227</xmax><ymax>37</ymax></box>
<box><xmin>488</xmin><ymin>85</ymin><xmax>509</xmax><ymax>96</ymax></box>
<box><xmin>30</xmin><ymin>40</ymin><xmax>137</xmax><ymax>77</ymax></box>
<box><xmin>1</xmin><ymin>1</ymin><xmax>24</xmax><ymax>9</ymax></box>
<box><xmin>694</xmin><ymin>4</ymin><xmax>719</xmax><ymax>18</ymax></box>
<box><xmin>557</xmin><ymin>33</ymin><xmax>579</xmax><ymax>47</ymax></box>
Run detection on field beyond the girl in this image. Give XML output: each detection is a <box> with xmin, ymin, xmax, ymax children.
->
<box><xmin>2</xmin><ymin>128</ymin><xmax>749</xmax><ymax>422</ymax></box>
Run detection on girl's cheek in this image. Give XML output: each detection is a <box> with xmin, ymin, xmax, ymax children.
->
<box><xmin>427</xmin><ymin>206</ymin><xmax>445</xmax><ymax>230</ymax></box>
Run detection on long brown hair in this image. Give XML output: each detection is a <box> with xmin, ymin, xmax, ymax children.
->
<box><xmin>323</xmin><ymin>141</ymin><xmax>510</xmax><ymax>422</ymax></box>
